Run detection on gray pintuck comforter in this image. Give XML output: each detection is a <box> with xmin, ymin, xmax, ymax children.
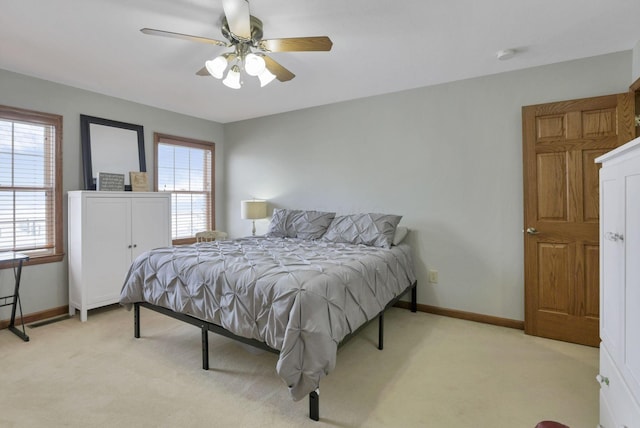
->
<box><xmin>120</xmin><ymin>237</ymin><xmax>416</xmax><ymax>401</ymax></box>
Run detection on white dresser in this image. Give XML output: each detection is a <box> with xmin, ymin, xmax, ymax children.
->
<box><xmin>596</xmin><ymin>137</ymin><xmax>640</xmax><ymax>428</ymax></box>
<box><xmin>68</xmin><ymin>191</ymin><xmax>171</xmax><ymax>321</ymax></box>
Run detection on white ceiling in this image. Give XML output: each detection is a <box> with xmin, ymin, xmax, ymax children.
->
<box><xmin>1</xmin><ymin>0</ymin><xmax>640</xmax><ymax>123</ymax></box>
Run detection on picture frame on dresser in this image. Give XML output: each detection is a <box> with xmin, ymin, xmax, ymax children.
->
<box><xmin>80</xmin><ymin>114</ymin><xmax>146</xmax><ymax>191</ymax></box>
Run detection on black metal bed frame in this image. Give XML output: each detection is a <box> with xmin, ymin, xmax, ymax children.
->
<box><xmin>133</xmin><ymin>281</ymin><xmax>417</xmax><ymax>421</ymax></box>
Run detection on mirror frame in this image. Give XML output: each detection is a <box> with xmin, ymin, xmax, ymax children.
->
<box><xmin>80</xmin><ymin>114</ymin><xmax>146</xmax><ymax>191</ymax></box>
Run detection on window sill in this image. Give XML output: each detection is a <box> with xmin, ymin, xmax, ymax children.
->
<box><xmin>172</xmin><ymin>238</ymin><xmax>197</xmax><ymax>246</ymax></box>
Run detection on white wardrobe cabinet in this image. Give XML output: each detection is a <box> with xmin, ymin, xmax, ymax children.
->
<box><xmin>596</xmin><ymin>137</ymin><xmax>640</xmax><ymax>427</ymax></box>
<box><xmin>68</xmin><ymin>191</ymin><xmax>171</xmax><ymax>321</ymax></box>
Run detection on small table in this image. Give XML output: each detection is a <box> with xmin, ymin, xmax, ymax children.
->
<box><xmin>0</xmin><ymin>252</ymin><xmax>30</xmax><ymax>342</ymax></box>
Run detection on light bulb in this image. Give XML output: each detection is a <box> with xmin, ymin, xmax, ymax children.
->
<box><xmin>257</xmin><ymin>68</ymin><xmax>276</xmax><ymax>87</ymax></box>
<box><xmin>205</xmin><ymin>55</ymin><xmax>228</xmax><ymax>79</ymax></box>
<box><xmin>244</xmin><ymin>53</ymin><xmax>266</xmax><ymax>76</ymax></box>
<box><xmin>223</xmin><ymin>65</ymin><xmax>242</xmax><ymax>89</ymax></box>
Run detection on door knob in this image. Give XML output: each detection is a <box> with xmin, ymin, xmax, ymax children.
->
<box><xmin>526</xmin><ymin>227</ymin><xmax>539</xmax><ymax>235</ymax></box>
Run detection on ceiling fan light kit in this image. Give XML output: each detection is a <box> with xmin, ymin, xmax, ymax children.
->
<box><xmin>141</xmin><ymin>0</ymin><xmax>332</xmax><ymax>89</ymax></box>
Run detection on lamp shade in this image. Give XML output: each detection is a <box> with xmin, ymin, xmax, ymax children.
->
<box><xmin>257</xmin><ymin>68</ymin><xmax>276</xmax><ymax>87</ymax></box>
<box><xmin>223</xmin><ymin>65</ymin><xmax>242</xmax><ymax>89</ymax></box>
<box><xmin>244</xmin><ymin>53</ymin><xmax>266</xmax><ymax>76</ymax></box>
<box><xmin>205</xmin><ymin>55</ymin><xmax>228</xmax><ymax>79</ymax></box>
<box><xmin>241</xmin><ymin>200</ymin><xmax>267</xmax><ymax>220</ymax></box>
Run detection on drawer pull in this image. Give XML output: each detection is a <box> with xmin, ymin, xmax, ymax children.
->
<box><xmin>596</xmin><ymin>374</ymin><xmax>609</xmax><ymax>386</ymax></box>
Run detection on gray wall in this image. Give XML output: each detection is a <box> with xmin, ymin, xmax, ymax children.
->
<box><xmin>224</xmin><ymin>51</ymin><xmax>633</xmax><ymax>321</ymax></box>
<box><xmin>634</xmin><ymin>39</ymin><xmax>640</xmax><ymax>82</ymax></box>
<box><xmin>0</xmin><ymin>68</ymin><xmax>224</xmax><ymax>319</ymax></box>
<box><xmin>0</xmin><ymin>50</ymin><xmax>635</xmax><ymax>323</ymax></box>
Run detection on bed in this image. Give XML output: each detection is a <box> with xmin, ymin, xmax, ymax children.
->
<box><xmin>119</xmin><ymin>210</ymin><xmax>417</xmax><ymax>421</ymax></box>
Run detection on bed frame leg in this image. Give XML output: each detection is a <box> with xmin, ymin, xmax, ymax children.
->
<box><xmin>134</xmin><ymin>303</ymin><xmax>140</xmax><ymax>338</ymax></box>
<box><xmin>309</xmin><ymin>389</ymin><xmax>319</xmax><ymax>421</ymax></box>
<box><xmin>378</xmin><ymin>313</ymin><xmax>384</xmax><ymax>350</ymax></box>
<box><xmin>411</xmin><ymin>283</ymin><xmax>417</xmax><ymax>313</ymax></box>
<box><xmin>202</xmin><ymin>326</ymin><xmax>209</xmax><ymax>370</ymax></box>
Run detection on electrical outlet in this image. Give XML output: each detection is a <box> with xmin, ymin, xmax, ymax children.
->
<box><xmin>428</xmin><ymin>269</ymin><xmax>438</xmax><ymax>284</ymax></box>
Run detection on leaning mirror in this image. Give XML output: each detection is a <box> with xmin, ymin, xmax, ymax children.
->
<box><xmin>80</xmin><ymin>114</ymin><xmax>146</xmax><ymax>190</ymax></box>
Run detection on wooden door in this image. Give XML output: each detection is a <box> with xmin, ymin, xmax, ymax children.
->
<box><xmin>522</xmin><ymin>93</ymin><xmax>634</xmax><ymax>347</ymax></box>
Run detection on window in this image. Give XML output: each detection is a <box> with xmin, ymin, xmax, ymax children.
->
<box><xmin>0</xmin><ymin>105</ymin><xmax>63</xmax><ymax>264</ymax></box>
<box><xmin>154</xmin><ymin>133</ymin><xmax>215</xmax><ymax>244</ymax></box>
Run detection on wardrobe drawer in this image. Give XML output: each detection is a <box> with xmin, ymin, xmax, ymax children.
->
<box><xmin>599</xmin><ymin>388</ymin><xmax>617</xmax><ymax>428</ymax></box>
<box><xmin>599</xmin><ymin>346</ymin><xmax>640</xmax><ymax>427</ymax></box>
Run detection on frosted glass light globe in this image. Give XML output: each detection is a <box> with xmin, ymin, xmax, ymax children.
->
<box><xmin>244</xmin><ymin>53</ymin><xmax>266</xmax><ymax>76</ymax></box>
<box><xmin>223</xmin><ymin>65</ymin><xmax>242</xmax><ymax>89</ymax></box>
<box><xmin>257</xmin><ymin>68</ymin><xmax>276</xmax><ymax>87</ymax></box>
<box><xmin>205</xmin><ymin>56</ymin><xmax>228</xmax><ymax>79</ymax></box>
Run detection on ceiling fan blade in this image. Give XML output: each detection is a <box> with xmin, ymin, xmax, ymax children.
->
<box><xmin>264</xmin><ymin>56</ymin><xmax>295</xmax><ymax>82</ymax></box>
<box><xmin>141</xmin><ymin>28</ymin><xmax>228</xmax><ymax>47</ymax></box>
<box><xmin>222</xmin><ymin>0</ymin><xmax>251</xmax><ymax>40</ymax></box>
<box><xmin>259</xmin><ymin>36</ymin><xmax>333</xmax><ymax>52</ymax></box>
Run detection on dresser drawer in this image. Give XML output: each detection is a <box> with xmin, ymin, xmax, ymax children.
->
<box><xmin>599</xmin><ymin>346</ymin><xmax>640</xmax><ymax>427</ymax></box>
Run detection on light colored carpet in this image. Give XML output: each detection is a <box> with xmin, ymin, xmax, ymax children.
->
<box><xmin>0</xmin><ymin>306</ymin><xmax>598</xmax><ymax>427</ymax></box>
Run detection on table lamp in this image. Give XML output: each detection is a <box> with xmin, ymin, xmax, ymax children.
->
<box><xmin>240</xmin><ymin>200</ymin><xmax>267</xmax><ymax>236</ymax></box>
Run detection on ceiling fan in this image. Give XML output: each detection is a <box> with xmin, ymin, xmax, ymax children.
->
<box><xmin>141</xmin><ymin>0</ymin><xmax>333</xmax><ymax>88</ymax></box>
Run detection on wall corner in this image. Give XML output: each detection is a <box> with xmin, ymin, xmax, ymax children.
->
<box><xmin>633</xmin><ymin>39</ymin><xmax>640</xmax><ymax>83</ymax></box>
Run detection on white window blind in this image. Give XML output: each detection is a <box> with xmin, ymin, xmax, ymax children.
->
<box><xmin>156</xmin><ymin>135</ymin><xmax>214</xmax><ymax>241</ymax></box>
<box><xmin>0</xmin><ymin>112</ymin><xmax>59</xmax><ymax>256</ymax></box>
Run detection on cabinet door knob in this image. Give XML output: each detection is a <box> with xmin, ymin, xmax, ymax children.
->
<box><xmin>128</xmin><ymin>244</ymin><xmax>132</xmax><ymax>249</ymax></box>
<box><xmin>133</xmin><ymin>244</ymin><xmax>137</xmax><ymax>248</ymax></box>
<box><xmin>606</xmin><ymin>232</ymin><xmax>624</xmax><ymax>242</ymax></box>
<box><xmin>596</xmin><ymin>374</ymin><xmax>609</xmax><ymax>386</ymax></box>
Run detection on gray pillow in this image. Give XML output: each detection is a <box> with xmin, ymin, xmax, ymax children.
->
<box><xmin>266</xmin><ymin>208</ymin><xmax>290</xmax><ymax>237</ymax></box>
<box><xmin>266</xmin><ymin>209</ymin><xmax>336</xmax><ymax>240</ymax></box>
<box><xmin>393</xmin><ymin>226</ymin><xmax>409</xmax><ymax>245</ymax></box>
<box><xmin>322</xmin><ymin>213</ymin><xmax>402</xmax><ymax>248</ymax></box>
